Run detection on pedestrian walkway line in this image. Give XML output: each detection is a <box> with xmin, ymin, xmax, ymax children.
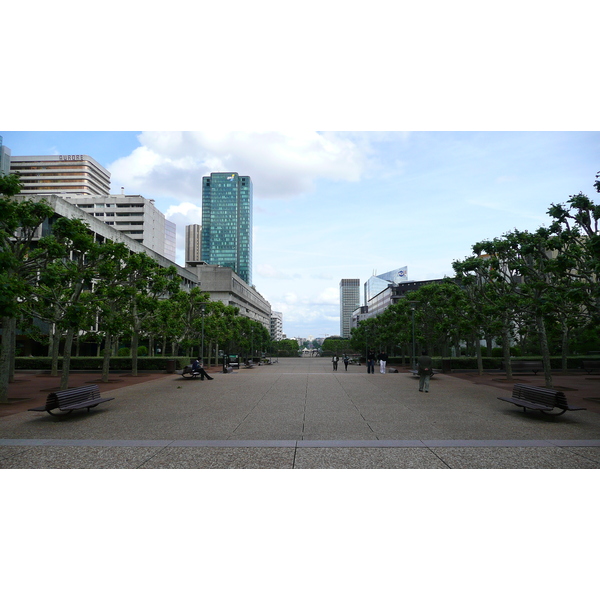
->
<box><xmin>1</xmin><ymin>439</ymin><xmax>599</xmax><ymax>448</ymax></box>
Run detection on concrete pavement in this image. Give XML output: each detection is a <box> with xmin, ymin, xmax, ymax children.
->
<box><xmin>1</xmin><ymin>357</ymin><xmax>599</xmax><ymax>468</ymax></box>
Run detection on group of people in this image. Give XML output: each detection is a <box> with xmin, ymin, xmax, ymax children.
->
<box><xmin>331</xmin><ymin>354</ymin><xmax>350</xmax><ymax>371</ymax></box>
<box><xmin>192</xmin><ymin>351</ymin><xmax>433</xmax><ymax>391</ymax></box>
<box><xmin>331</xmin><ymin>349</ymin><xmax>434</xmax><ymax>392</ymax></box>
<box><xmin>366</xmin><ymin>349</ymin><xmax>389</xmax><ymax>374</ymax></box>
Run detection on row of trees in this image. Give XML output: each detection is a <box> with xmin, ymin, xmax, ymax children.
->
<box><xmin>350</xmin><ymin>172</ymin><xmax>600</xmax><ymax>388</ymax></box>
<box><xmin>0</xmin><ymin>175</ymin><xmax>272</xmax><ymax>401</ymax></box>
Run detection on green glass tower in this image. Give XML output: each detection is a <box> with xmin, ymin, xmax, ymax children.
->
<box><xmin>201</xmin><ymin>172</ymin><xmax>253</xmax><ymax>285</ymax></box>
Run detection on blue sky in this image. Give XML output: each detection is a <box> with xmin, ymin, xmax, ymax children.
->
<box><xmin>3</xmin><ymin>2</ymin><xmax>599</xmax><ymax>339</ymax></box>
<box><xmin>3</xmin><ymin>131</ymin><xmax>599</xmax><ymax>338</ymax></box>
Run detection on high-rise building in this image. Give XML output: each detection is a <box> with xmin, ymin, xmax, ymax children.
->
<box><xmin>201</xmin><ymin>172</ymin><xmax>253</xmax><ymax>285</ymax></box>
<box><xmin>0</xmin><ymin>136</ymin><xmax>11</xmax><ymax>176</ymax></box>
<box><xmin>340</xmin><ymin>279</ymin><xmax>360</xmax><ymax>338</ymax></box>
<box><xmin>62</xmin><ymin>193</ymin><xmax>176</xmax><ymax>262</ymax></box>
<box><xmin>185</xmin><ymin>224</ymin><xmax>202</xmax><ymax>263</ymax></box>
<box><xmin>270</xmin><ymin>311</ymin><xmax>283</xmax><ymax>341</ymax></box>
<box><xmin>9</xmin><ymin>154</ymin><xmax>111</xmax><ymax>195</ymax></box>
<box><xmin>364</xmin><ymin>266</ymin><xmax>408</xmax><ymax>302</ymax></box>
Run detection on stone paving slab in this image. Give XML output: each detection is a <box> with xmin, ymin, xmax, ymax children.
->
<box><xmin>1</xmin><ymin>357</ymin><xmax>599</xmax><ymax>468</ymax></box>
<box><xmin>2</xmin><ymin>443</ymin><xmax>598</xmax><ymax>469</ymax></box>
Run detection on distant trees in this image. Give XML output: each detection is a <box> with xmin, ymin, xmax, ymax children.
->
<box><xmin>274</xmin><ymin>338</ymin><xmax>300</xmax><ymax>357</ymax></box>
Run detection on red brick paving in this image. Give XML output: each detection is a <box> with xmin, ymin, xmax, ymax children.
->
<box><xmin>0</xmin><ymin>367</ymin><xmax>222</xmax><ymax>418</ymax></box>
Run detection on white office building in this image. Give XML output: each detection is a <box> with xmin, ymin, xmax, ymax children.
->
<box><xmin>9</xmin><ymin>154</ymin><xmax>111</xmax><ymax>196</ymax></box>
<box><xmin>270</xmin><ymin>311</ymin><xmax>283</xmax><ymax>341</ymax></box>
<box><xmin>61</xmin><ymin>193</ymin><xmax>177</xmax><ymax>263</ymax></box>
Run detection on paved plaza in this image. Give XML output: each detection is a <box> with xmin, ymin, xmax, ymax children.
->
<box><xmin>1</xmin><ymin>357</ymin><xmax>599</xmax><ymax>468</ymax></box>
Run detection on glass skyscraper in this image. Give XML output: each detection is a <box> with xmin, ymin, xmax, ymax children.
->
<box><xmin>201</xmin><ymin>172</ymin><xmax>253</xmax><ymax>285</ymax></box>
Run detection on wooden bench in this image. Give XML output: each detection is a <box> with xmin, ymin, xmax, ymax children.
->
<box><xmin>582</xmin><ymin>360</ymin><xmax>600</xmax><ymax>374</ymax></box>
<box><xmin>179</xmin><ymin>365</ymin><xmax>201</xmax><ymax>378</ymax></box>
<box><xmin>503</xmin><ymin>360</ymin><xmax>543</xmax><ymax>374</ymax></box>
<box><xmin>498</xmin><ymin>383</ymin><xmax>585</xmax><ymax>416</ymax></box>
<box><xmin>28</xmin><ymin>385</ymin><xmax>114</xmax><ymax>416</ymax></box>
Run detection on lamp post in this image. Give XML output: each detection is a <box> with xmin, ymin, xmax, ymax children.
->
<box><xmin>200</xmin><ymin>306</ymin><xmax>205</xmax><ymax>364</ymax></box>
<box><xmin>409</xmin><ymin>301</ymin><xmax>417</xmax><ymax>370</ymax></box>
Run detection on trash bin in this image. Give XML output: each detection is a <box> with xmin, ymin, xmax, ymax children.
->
<box><xmin>442</xmin><ymin>359</ymin><xmax>452</xmax><ymax>373</ymax></box>
<box><xmin>166</xmin><ymin>359</ymin><xmax>176</xmax><ymax>374</ymax></box>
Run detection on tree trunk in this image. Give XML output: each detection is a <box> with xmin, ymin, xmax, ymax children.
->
<box><xmin>476</xmin><ymin>340</ymin><xmax>484</xmax><ymax>376</ymax></box>
<box><xmin>50</xmin><ymin>329</ymin><xmax>61</xmax><ymax>377</ymax></box>
<box><xmin>536</xmin><ymin>314</ymin><xmax>553</xmax><ymax>389</ymax></box>
<box><xmin>0</xmin><ymin>316</ymin><xmax>16</xmax><ymax>403</ymax></box>
<box><xmin>102</xmin><ymin>333</ymin><xmax>112</xmax><ymax>383</ymax></box>
<box><xmin>502</xmin><ymin>324</ymin><xmax>513</xmax><ymax>381</ymax></box>
<box><xmin>131</xmin><ymin>330</ymin><xmax>139</xmax><ymax>377</ymax></box>
<box><xmin>561</xmin><ymin>325</ymin><xmax>569</xmax><ymax>374</ymax></box>
<box><xmin>59</xmin><ymin>328</ymin><xmax>75</xmax><ymax>390</ymax></box>
<box><xmin>9</xmin><ymin>319</ymin><xmax>16</xmax><ymax>383</ymax></box>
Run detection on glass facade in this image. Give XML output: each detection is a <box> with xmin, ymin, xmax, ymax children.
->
<box><xmin>364</xmin><ymin>266</ymin><xmax>408</xmax><ymax>302</ymax></box>
<box><xmin>201</xmin><ymin>172</ymin><xmax>253</xmax><ymax>285</ymax></box>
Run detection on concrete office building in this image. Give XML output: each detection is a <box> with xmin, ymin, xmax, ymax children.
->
<box><xmin>201</xmin><ymin>172</ymin><xmax>253</xmax><ymax>285</ymax></box>
<box><xmin>9</xmin><ymin>154</ymin><xmax>111</xmax><ymax>196</ymax></box>
<box><xmin>185</xmin><ymin>224</ymin><xmax>202</xmax><ymax>263</ymax></box>
<box><xmin>13</xmin><ymin>194</ymin><xmax>271</xmax><ymax>327</ymax></box>
<box><xmin>61</xmin><ymin>193</ymin><xmax>177</xmax><ymax>263</ymax></box>
<box><xmin>270</xmin><ymin>311</ymin><xmax>283</xmax><ymax>341</ymax></box>
<box><xmin>340</xmin><ymin>279</ymin><xmax>361</xmax><ymax>338</ymax></box>
<box><xmin>186</xmin><ymin>264</ymin><xmax>271</xmax><ymax>330</ymax></box>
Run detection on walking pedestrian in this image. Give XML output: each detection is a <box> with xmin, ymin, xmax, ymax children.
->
<box><xmin>379</xmin><ymin>351</ymin><xmax>388</xmax><ymax>374</ymax></box>
<box><xmin>332</xmin><ymin>354</ymin><xmax>339</xmax><ymax>371</ymax></box>
<box><xmin>343</xmin><ymin>355</ymin><xmax>350</xmax><ymax>371</ymax></box>
<box><xmin>417</xmin><ymin>350</ymin><xmax>433</xmax><ymax>392</ymax></box>
<box><xmin>367</xmin><ymin>349</ymin><xmax>376</xmax><ymax>374</ymax></box>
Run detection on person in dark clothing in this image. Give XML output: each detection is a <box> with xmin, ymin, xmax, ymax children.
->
<box><xmin>367</xmin><ymin>349</ymin><xmax>376</xmax><ymax>374</ymax></box>
<box><xmin>343</xmin><ymin>355</ymin><xmax>350</xmax><ymax>371</ymax></box>
<box><xmin>417</xmin><ymin>350</ymin><xmax>433</xmax><ymax>392</ymax></box>
<box><xmin>332</xmin><ymin>355</ymin><xmax>339</xmax><ymax>371</ymax></box>
<box><xmin>192</xmin><ymin>358</ymin><xmax>214</xmax><ymax>380</ymax></box>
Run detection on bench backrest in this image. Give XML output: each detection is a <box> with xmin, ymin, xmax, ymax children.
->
<box><xmin>513</xmin><ymin>384</ymin><xmax>568</xmax><ymax>409</ymax></box>
<box><xmin>46</xmin><ymin>385</ymin><xmax>101</xmax><ymax>410</ymax></box>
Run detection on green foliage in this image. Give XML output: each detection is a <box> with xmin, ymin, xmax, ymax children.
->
<box><xmin>14</xmin><ymin>356</ymin><xmax>188</xmax><ymax>371</ymax></box>
<box><xmin>321</xmin><ymin>336</ymin><xmax>352</xmax><ymax>356</ymax></box>
<box><xmin>274</xmin><ymin>338</ymin><xmax>300</xmax><ymax>356</ymax></box>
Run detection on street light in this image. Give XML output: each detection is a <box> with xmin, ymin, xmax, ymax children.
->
<box><xmin>201</xmin><ymin>306</ymin><xmax>206</xmax><ymax>364</ymax></box>
<box><xmin>409</xmin><ymin>301</ymin><xmax>418</xmax><ymax>370</ymax></box>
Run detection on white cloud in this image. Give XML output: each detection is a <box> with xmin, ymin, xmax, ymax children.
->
<box><xmin>315</xmin><ymin>287</ymin><xmax>339</xmax><ymax>305</ymax></box>
<box><xmin>107</xmin><ymin>131</ymin><xmax>374</xmax><ymax>203</ymax></box>
<box><xmin>256</xmin><ymin>264</ymin><xmax>300</xmax><ymax>279</ymax></box>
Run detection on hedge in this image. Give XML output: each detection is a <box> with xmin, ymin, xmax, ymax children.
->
<box><xmin>15</xmin><ymin>357</ymin><xmax>191</xmax><ymax>371</ymax></box>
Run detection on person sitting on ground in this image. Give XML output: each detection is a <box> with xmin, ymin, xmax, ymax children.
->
<box><xmin>192</xmin><ymin>358</ymin><xmax>213</xmax><ymax>380</ymax></box>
